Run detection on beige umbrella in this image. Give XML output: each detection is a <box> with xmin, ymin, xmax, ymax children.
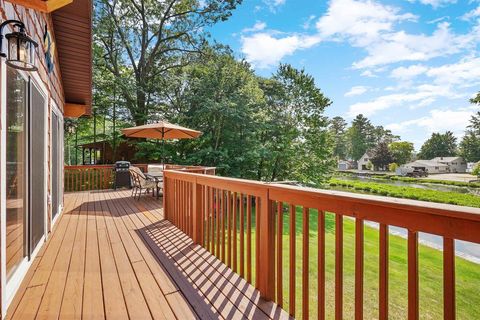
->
<box><xmin>122</xmin><ymin>120</ymin><xmax>202</xmax><ymax>163</ymax></box>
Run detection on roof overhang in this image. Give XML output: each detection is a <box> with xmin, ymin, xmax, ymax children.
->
<box><xmin>5</xmin><ymin>0</ymin><xmax>73</xmax><ymax>12</ymax></box>
<box><xmin>52</xmin><ymin>0</ymin><xmax>93</xmax><ymax>117</ymax></box>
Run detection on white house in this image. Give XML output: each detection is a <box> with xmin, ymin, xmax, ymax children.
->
<box><xmin>403</xmin><ymin>160</ymin><xmax>449</xmax><ymax>174</ymax></box>
<box><xmin>357</xmin><ymin>151</ymin><xmax>373</xmax><ymax>171</ymax></box>
<box><xmin>338</xmin><ymin>160</ymin><xmax>354</xmax><ymax>171</ymax></box>
<box><xmin>432</xmin><ymin>157</ymin><xmax>467</xmax><ymax>173</ymax></box>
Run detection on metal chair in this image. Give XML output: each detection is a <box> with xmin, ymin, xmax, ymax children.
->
<box><xmin>129</xmin><ymin>166</ymin><xmax>156</xmax><ymax>200</ymax></box>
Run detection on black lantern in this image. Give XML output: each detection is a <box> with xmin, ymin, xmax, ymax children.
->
<box><xmin>0</xmin><ymin>20</ymin><xmax>38</xmax><ymax>72</ymax></box>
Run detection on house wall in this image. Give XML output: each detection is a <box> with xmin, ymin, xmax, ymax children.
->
<box><xmin>357</xmin><ymin>154</ymin><xmax>371</xmax><ymax>171</ymax></box>
<box><xmin>0</xmin><ymin>2</ymin><xmax>65</xmax><ymax>317</ymax></box>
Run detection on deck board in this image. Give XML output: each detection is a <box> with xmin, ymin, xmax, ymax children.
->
<box><xmin>7</xmin><ymin>190</ymin><xmax>290</xmax><ymax>320</ymax></box>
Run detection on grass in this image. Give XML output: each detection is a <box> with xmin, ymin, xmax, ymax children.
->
<box><xmin>328</xmin><ymin>178</ymin><xmax>480</xmax><ymax>208</ymax></box>
<box><xmin>209</xmin><ymin>206</ymin><xmax>480</xmax><ymax>319</ymax></box>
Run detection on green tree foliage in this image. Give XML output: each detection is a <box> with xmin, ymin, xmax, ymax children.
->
<box><xmin>389</xmin><ymin>141</ymin><xmax>414</xmax><ymax>165</ymax></box>
<box><xmin>418</xmin><ymin>131</ymin><xmax>457</xmax><ymax>159</ymax></box>
<box><xmin>370</xmin><ymin>141</ymin><xmax>394</xmax><ymax>171</ymax></box>
<box><xmin>347</xmin><ymin>114</ymin><xmax>374</xmax><ymax>161</ymax></box>
<box><xmin>459</xmin><ymin>112</ymin><xmax>480</xmax><ymax>162</ymax></box>
<box><xmin>329</xmin><ymin>116</ymin><xmax>348</xmax><ymax>160</ymax></box>
<box><xmin>94</xmin><ymin>0</ymin><xmax>241</xmax><ymax>125</ymax></box>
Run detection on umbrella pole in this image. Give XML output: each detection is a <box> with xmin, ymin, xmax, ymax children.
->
<box><xmin>162</xmin><ymin>138</ymin><xmax>165</xmax><ymax>165</ymax></box>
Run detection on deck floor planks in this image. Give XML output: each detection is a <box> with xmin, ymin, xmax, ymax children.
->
<box><xmin>8</xmin><ymin>192</ymin><xmax>84</xmax><ymax>320</ymax></box>
<box><xmin>7</xmin><ymin>190</ymin><xmax>292</xmax><ymax>320</ymax></box>
<box><xmin>103</xmin><ymin>191</ymin><xmax>176</xmax><ymax>320</ymax></box>
<box><xmin>82</xmin><ymin>191</ymin><xmax>105</xmax><ymax>319</ymax></box>
<box><xmin>94</xmin><ymin>190</ymin><xmax>130</xmax><ymax>319</ymax></box>
<box><xmin>109</xmin><ymin>191</ymin><xmax>198</xmax><ymax>320</ymax></box>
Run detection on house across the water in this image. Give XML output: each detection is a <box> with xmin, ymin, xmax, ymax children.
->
<box><xmin>402</xmin><ymin>156</ymin><xmax>467</xmax><ymax>174</ymax></box>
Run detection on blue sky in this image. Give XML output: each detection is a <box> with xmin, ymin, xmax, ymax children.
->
<box><xmin>209</xmin><ymin>0</ymin><xmax>480</xmax><ymax>149</ymax></box>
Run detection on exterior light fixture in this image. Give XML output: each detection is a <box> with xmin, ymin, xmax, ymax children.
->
<box><xmin>0</xmin><ymin>20</ymin><xmax>38</xmax><ymax>72</ymax></box>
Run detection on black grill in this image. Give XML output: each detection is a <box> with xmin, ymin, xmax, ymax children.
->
<box><xmin>114</xmin><ymin>161</ymin><xmax>131</xmax><ymax>189</ymax></box>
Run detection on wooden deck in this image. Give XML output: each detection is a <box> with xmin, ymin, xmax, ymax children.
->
<box><xmin>6</xmin><ymin>190</ymin><xmax>289</xmax><ymax>320</ymax></box>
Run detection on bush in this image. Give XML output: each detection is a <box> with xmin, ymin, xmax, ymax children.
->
<box><xmin>473</xmin><ymin>163</ymin><xmax>480</xmax><ymax>177</ymax></box>
<box><xmin>388</xmin><ymin>163</ymin><xmax>399</xmax><ymax>172</ymax></box>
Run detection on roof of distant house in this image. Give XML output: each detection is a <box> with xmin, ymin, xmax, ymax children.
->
<box><xmin>405</xmin><ymin>160</ymin><xmax>449</xmax><ymax>167</ymax></box>
<box><xmin>432</xmin><ymin>157</ymin><xmax>463</xmax><ymax>162</ymax></box>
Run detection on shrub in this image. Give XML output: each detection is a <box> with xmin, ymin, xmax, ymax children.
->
<box><xmin>389</xmin><ymin>163</ymin><xmax>399</xmax><ymax>172</ymax></box>
<box><xmin>473</xmin><ymin>163</ymin><xmax>480</xmax><ymax>177</ymax></box>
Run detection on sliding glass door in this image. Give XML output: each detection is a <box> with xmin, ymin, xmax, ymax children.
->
<box><xmin>6</xmin><ymin>68</ymin><xmax>28</xmax><ymax>281</ymax></box>
<box><xmin>51</xmin><ymin>110</ymin><xmax>63</xmax><ymax>221</ymax></box>
<box><xmin>6</xmin><ymin>67</ymin><xmax>48</xmax><ymax>284</ymax></box>
<box><xmin>30</xmin><ymin>82</ymin><xmax>47</xmax><ymax>251</ymax></box>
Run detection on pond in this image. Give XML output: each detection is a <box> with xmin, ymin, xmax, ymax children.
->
<box><xmin>335</xmin><ymin>175</ymin><xmax>479</xmax><ymax>195</ymax></box>
<box><xmin>330</xmin><ymin>175</ymin><xmax>480</xmax><ymax>263</ymax></box>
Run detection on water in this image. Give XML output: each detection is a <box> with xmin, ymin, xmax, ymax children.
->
<box><xmin>336</xmin><ymin>175</ymin><xmax>479</xmax><ymax>194</ymax></box>
<box><xmin>333</xmin><ymin>175</ymin><xmax>480</xmax><ymax>263</ymax></box>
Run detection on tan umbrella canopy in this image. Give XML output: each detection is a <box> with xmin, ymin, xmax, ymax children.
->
<box><xmin>122</xmin><ymin>120</ymin><xmax>202</xmax><ymax>164</ymax></box>
<box><xmin>121</xmin><ymin>120</ymin><xmax>202</xmax><ymax>140</ymax></box>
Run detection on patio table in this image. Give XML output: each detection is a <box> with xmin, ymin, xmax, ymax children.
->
<box><xmin>145</xmin><ymin>172</ymin><xmax>163</xmax><ymax>199</ymax></box>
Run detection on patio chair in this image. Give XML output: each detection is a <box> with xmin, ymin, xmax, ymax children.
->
<box><xmin>129</xmin><ymin>166</ymin><xmax>156</xmax><ymax>200</ymax></box>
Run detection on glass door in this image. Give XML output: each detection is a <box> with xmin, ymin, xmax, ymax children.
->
<box><xmin>51</xmin><ymin>111</ymin><xmax>61</xmax><ymax>220</ymax></box>
<box><xmin>29</xmin><ymin>81</ymin><xmax>47</xmax><ymax>252</ymax></box>
<box><xmin>6</xmin><ymin>68</ymin><xmax>28</xmax><ymax>281</ymax></box>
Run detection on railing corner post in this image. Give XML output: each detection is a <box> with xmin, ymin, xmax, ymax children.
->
<box><xmin>192</xmin><ymin>179</ymin><xmax>203</xmax><ymax>245</ymax></box>
<box><xmin>163</xmin><ymin>175</ymin><xmax>169</xmax><ymax>220</ymax></box>
<box><xmin>258</xmin><ymin>189</ymin><xmax>275</xmax><ymax>301</ymax></box>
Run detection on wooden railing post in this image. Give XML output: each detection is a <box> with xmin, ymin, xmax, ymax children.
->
<box><xmin>257</xmin><ymin>189</ymin><xmax>275</xmax><ymax>300</ymax></box>
<box><xmin>192</xmin><ymin>179</ymin><xmax>203</xmax><ymax>245</ymax></box>
<box><xmin>163</xmin><ymin>176</ymin><xmax>169</xmax><ymax>220</ymax></box>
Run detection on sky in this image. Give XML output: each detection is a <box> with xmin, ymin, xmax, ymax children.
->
<box><xmin>208</xmin><ymin>0</ymin><xmax>480</xmax><ymax>150</ymax></box>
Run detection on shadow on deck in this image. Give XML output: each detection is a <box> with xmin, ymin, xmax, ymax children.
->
<box><xmin>6</xmin><ymin>190</ymin><xmax>290</xmax><ymax>320</ymax></box>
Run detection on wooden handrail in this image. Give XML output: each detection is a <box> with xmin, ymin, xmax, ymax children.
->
<box><xmin>163</xmin><ymin>169</ymin><xmax>480</xmax><ymax>319</ymax></box>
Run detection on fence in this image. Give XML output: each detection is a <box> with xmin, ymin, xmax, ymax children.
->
<box><xmin>163</xmin><ymin>169</ymin><xmax>480</xmax><ymax>320</ymax></box>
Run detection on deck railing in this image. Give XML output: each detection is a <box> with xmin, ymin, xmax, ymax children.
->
<box><xmin>163</xmin><ymin>170</ymin><xmax>480</xmax><ymax>320</ymax></box>
<box><xmin>64</xmin><ymin>164</ymin><xmax>215</xmax><ymax>192</ymax></box>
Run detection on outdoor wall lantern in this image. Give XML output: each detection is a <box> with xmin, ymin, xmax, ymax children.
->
<box><xmin>0</xmin><ymin>20</ymin><xmax>38</xmax><ymax>72</ymax></box>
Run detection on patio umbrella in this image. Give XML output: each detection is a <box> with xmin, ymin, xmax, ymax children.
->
<box><xmin>122</xmin><ymin>120</ymin><xmax>202</xmax><ymax>164</ymax></box>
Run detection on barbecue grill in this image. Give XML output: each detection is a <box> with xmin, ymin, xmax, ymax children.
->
<box><xmin>114</xmin><ymin>161</ymin><xmax>131</xmax><ymax>189</ymax></box>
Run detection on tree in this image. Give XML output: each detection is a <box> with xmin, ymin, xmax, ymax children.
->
<box><xmin>347</xmin><ymin>114</ymin><xmax>375</xmax><ymax>161</ymax></box>
<box><xmin>389</xmin><ymin>141</ymin><xmax>414</xmax><ymax>165</ymax></box>
<box><xmin>370</xmin><ymin>141</ymin><xmax>394</xmax><ymax>171</ymax></box>
<box><xmin>95</xmin><ymin>0</ymin><xmax>241</xmax><ymax>125</ymax></box>
<box><xmin>329</xmin><ymin>116</ymin><xmax>348</xmax><ymax>159</ymax></box>
<box><xmin>418</xmin><ymin>132</ymin><xmax>457</xmax><ymax>159</ymax></box>
<box><xmin>459</xmin><ymin>131</ymin><xmax>480</xmax><ymax>162</ymax></box>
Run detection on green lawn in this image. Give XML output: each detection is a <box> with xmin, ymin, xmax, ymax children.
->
<box><xmin>212</xmin><ymin>207</ymin><xmax>480</xmax><ymax>319</ymax></box>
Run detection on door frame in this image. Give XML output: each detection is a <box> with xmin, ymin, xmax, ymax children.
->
<box><xmin>50</xmin><ymin>102</ymin><xmax>64</xmax><ymax>228</ymax></box>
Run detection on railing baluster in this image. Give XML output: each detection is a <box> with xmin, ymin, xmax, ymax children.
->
<box><xmin>355</xmin><ymin>218</ymin><xmax>364</xmax><ymax>320</ymax></box>
<box><xmin>380</xmin><ymin>224</ymin><xmax>388</xmax><ymax>320</ymax></box>
<box><xmin>318</xmin><ymin>210</ymin><xmax>325</xmax><ymax>320</ymax></box>
<box><xmin>443</xmin><ymin>237</ymin><xmax>455</xmax><ymax>320</ymax></box>
<box><xmin>240</xmin><ymin>194</ymin><xmax>245</xmax><ymax>277</ymax></box>
<box><xmin>255</xmin><ymin>196</ymin><xmax>261</xmax><ymax>288</ymax></box>
<box><xmin>302</xmin><ymin>207</ymin><xmax>309</xmax><ymax>320</ymax></box>
<box><xmin>227</xmin><ymin>191</ymin><xmax>232</xmax><ymax>267</ymax></box>
<box><xmin>205</xmin><ymin>186</ymin><xmax>211</xmax><ymax>251</ymax></box>
<box><xmin>247</xmin><ymin>195</ymin><xmax>252</xmax><ymax>283</ymax></box>
<box><xmin>289</xmin><ymin>204</ymin><xmax>296</xmax><ymax>317</ymax></box>
<box><xmin>408</xmin><ymin>230</ymin><xmax>419</xmax><ymax>320</ymax></box>
<box><xmin>221</xmin><ymin>190</ymin><xmax>226</xmax><ymax>262</ymax></box>
<box><xmin>233</xmin><ymin>192</ymin><xmax>238</xmax><ymax>272</ymax></box>
<box><xmin>335</xmin><ymin>214</ymin><xmax>343</xmax><ymax>320</ymax></box>
<box><xmin>276</xmin><ymin>201</ymin><xmax>283</xmax><ymax>307</ymax></box>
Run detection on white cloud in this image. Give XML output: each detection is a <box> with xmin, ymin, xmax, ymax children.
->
<box><xmin>302</xmin><ymin>15</ymin><xmax>317</xmax><ymax>30</ymax></box>
<box><xmin>390</xmin><ymin>64</ymin><xmax>428</xmax><ymax>79</ymax></box>
<box><xmin>263</xmin><ymin>0</ymin><xmax>286</xmax><ymax>12</ymax></box>
<box><xmin>426</xmin><ymin>56</ymin><xmax>480</xmax><ymax>87</ymax></box>
<box><xmin>347</xmin><ymin>84</ymin><xmax>456</xmax><ymax>117</ymax></box>
<box><xmin>242</xmin><ymin>21</ymin><xmax>267</xmax><ymax>33</ymax></box>
<box><xmin>316</xmin><ymin>0</ymin><xmax>417</xmax><ymax>47</ymax></box>
<box><xmin>241</xmin><ymin>33</ymin><xmax>320</xmax><ymax>68</ymax></box>
<box><xmin>462</xmin><ymin>6</ymin><xmax>480</xmax><ymax>20</ymax></box>
<box><xmin>353</xmin><ymin>22</ymin><xmax>480</xmax><ymax>69</ymax></box>
<box><xmin>386</xmin><ymin>108</ymin><xmax>473</xmax><ymax>138</ymax></box>
<box><xmin>406</xmin><ymin>0</ymin><xmax>457</xmax><ymax>9</ymax></box>
<box><xmin>345</xmin><ymin>86</ymin><xmax>369</xmax><ymax>97</ymax></box>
